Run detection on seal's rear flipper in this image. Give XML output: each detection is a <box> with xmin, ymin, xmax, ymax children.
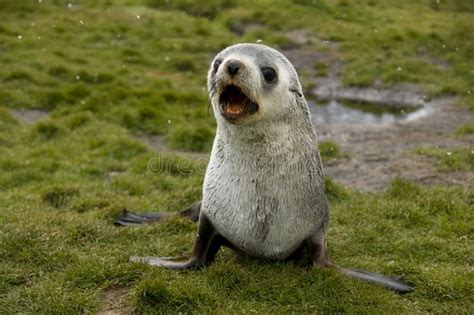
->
<box><xmin>307</xmin><ymin>235</ymin><xmax>413</xmax><ymax>294</ymax></box>
<box><xmin>114</xmin><ymin>202</ymin><xmax>202</xmax><ymax>226</ymax></box>
<box><xmin>339</xmin><ymin>267</ymin><xmax>413</xmax><ymax>293</ymax></box>
<box><xmin>130</xmin><ymin>256</ymin><xmax>195</xmax><ymax>269</ymax></box>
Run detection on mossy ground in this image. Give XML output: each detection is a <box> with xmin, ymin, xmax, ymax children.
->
<box><xmin>318</xmin><ymin>140</ymin><xmax>349</xmax><ymax>163</ymax></box>
<box><xmin>1</xmin><ymin>1</ymin><xmax>473</xmax><ymax>314</ymax></box>
<box><xmin>415</xmin><ymin>146</ymin><xmax>473</xmax><ymax>172</ymax></box>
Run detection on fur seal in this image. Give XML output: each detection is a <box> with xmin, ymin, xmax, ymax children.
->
<box><xmin>123</xmin><ymin>43</ymin><xmax>413</xmax><ymax>293</ymax></box>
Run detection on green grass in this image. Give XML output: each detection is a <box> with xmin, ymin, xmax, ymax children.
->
<box><xmin>1</xmin><ymin>1</ymin><xmax>473</xmax><ymax>313</ymax></box>
<box><xmin>319</xmin><ymin>140</ymin><xmax>349</xmax><ymax>163</ymax></box>
<box><xmin>454</xmin><ymin>123</ymin><xmax>474</xmax><ymax>138</ymax></box>
<box><xmin>314</xmin><ymin>60</ymin><xmax>331</xmax><ymax>77</ymax></box>
<box><xmin>415</xmin><ymin>146</ymin><xmax>474</xmax><ymax>172</ymax></box>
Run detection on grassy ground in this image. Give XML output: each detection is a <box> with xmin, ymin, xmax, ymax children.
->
<box><xmin>1</xmin><ymin>1</ymin><xmax>473</xmax><ymax>314</ymax></box>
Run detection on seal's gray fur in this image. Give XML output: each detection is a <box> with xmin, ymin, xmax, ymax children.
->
<box><xmin>203</xmin><ymin>43</ymin><xmax>329</xmax><ymax>259</ymax></box>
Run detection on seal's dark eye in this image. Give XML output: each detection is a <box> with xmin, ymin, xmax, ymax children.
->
<box><xmin>261</xmin><ymin>67</ymin><xmax>277</xmax><ymax>83</ymax></box>
<box><xmin>213</xmin><ymin>60</ymin><xmax>222</xmax><ymax>72</ymax></box>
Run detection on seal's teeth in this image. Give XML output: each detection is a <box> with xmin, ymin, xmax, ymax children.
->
<box><xmin>226</xmin><ymin>102</ymin><xmax>244</xmax><ymax>114</ymax></box>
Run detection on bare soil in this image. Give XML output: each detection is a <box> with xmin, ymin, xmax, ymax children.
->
<box><xmin>99</xmin><ymin>286</ymin><xmax>132</xmax><ymax>315</ymax></box>
<box><xmin>10</xmin><ymin>109</ymin><xmax>48</xmax><ymax>124</ymax></box>
<box><xmin>137</xmin><ymin>134</ymin><xmax>208</xmax><ymax>160</ymax></box>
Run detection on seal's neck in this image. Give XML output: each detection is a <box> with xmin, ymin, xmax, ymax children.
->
<box><xmin>217</xmin><ymin>120</ymin><xmax>283</xmax><ymax>146</ymax></box>
<box><xmin>215</xmin><ymin>117</ymin><xmax>317</xmax><ymax>159</ymax></box>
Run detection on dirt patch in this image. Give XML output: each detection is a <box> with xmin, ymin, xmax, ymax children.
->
<box><xmin>230</xmin><ymin>21</ymin><xmax>264</xmax><ymax>36</ymax></box>
<box><xmin>283</xmin><ymin>35</ymin><xmax>340</xmax><ymax>72</ymax></box>
<box><xmin>416</xmin><ymin>47</ymin><xmax>451</xmax><ymax>70</ymax></box>
<box><xmin>10</xmin><ymin>109</ymin><xmax>48</xmax><ymax>124</ymax></box>
<box><xmin>99</xmin><ymin>286</ymin><xmax>132</xmax><ymax>315</ymax></box>
<box><xmin>316</xmin><ymin>101</ymin><xmax>474</xmax><ymax>191</ymax></box>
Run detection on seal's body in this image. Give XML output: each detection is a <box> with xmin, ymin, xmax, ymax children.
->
<box><xmin>203</xmin><ymin>125</ymin><xmax>326</xmax><ymax>259</ymax></box>
<box><xmin>202</xmin><ymin>44</ymin><xmax>327</xmax><ymax>259</ymax></box>
<box><xmin>127</xmin><ymin>44</ymin><xmax>413</xmax><ymax>293</ymax></box>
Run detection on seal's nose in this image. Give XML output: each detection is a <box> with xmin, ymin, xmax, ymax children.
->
<box><xmin>226</xmin><ymin>60</ymin><xmax>242</xmax><ymax>77</ymax></box>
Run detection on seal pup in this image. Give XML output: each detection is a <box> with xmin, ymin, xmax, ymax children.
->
<box><xmin>126</xmin><ymin>43</ymin><xmax>413</xmax><ymax>293</ymax></box>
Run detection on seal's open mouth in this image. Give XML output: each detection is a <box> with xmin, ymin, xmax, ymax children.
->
<box><xmin>219</xmin><ymin>85</ymin><xmax>258</xmax><ymax>122</ymax></box>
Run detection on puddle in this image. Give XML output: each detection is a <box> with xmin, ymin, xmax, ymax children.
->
<box><xmin>308</xmin><ymin>100</ymin><xmax>434</xmax><ymax>125</ymax></box>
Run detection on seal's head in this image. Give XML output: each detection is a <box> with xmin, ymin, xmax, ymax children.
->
<box><xmin>208</xmin><ymin>43</ymin><xmax>305</xmax><ymax>125</ymax></box>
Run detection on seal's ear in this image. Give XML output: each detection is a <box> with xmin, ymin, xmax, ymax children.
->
<box><xmin>289</xmin><ymin>74</ymin><xmax>303</xmax><ymax>97</ymax></box>
<box><xmin>290</xmin><ymin>88</ymin><xmax>303</xmax><ymax>98</ymax></box>
<box><xmin>293</xmin><ymin>88</ymin><xmax>310</xmax><ymax>118</ymax></box>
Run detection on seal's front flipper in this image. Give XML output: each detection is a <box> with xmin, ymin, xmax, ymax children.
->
<box><xmin>114</xmin><ymin>202</ymin><xmax>202</xmax><ymax>226</ymax></box>
<box><xmin>130</xmin><ymin>215</ymin><xmax>223</xmax><ymax>270</ymax></box>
